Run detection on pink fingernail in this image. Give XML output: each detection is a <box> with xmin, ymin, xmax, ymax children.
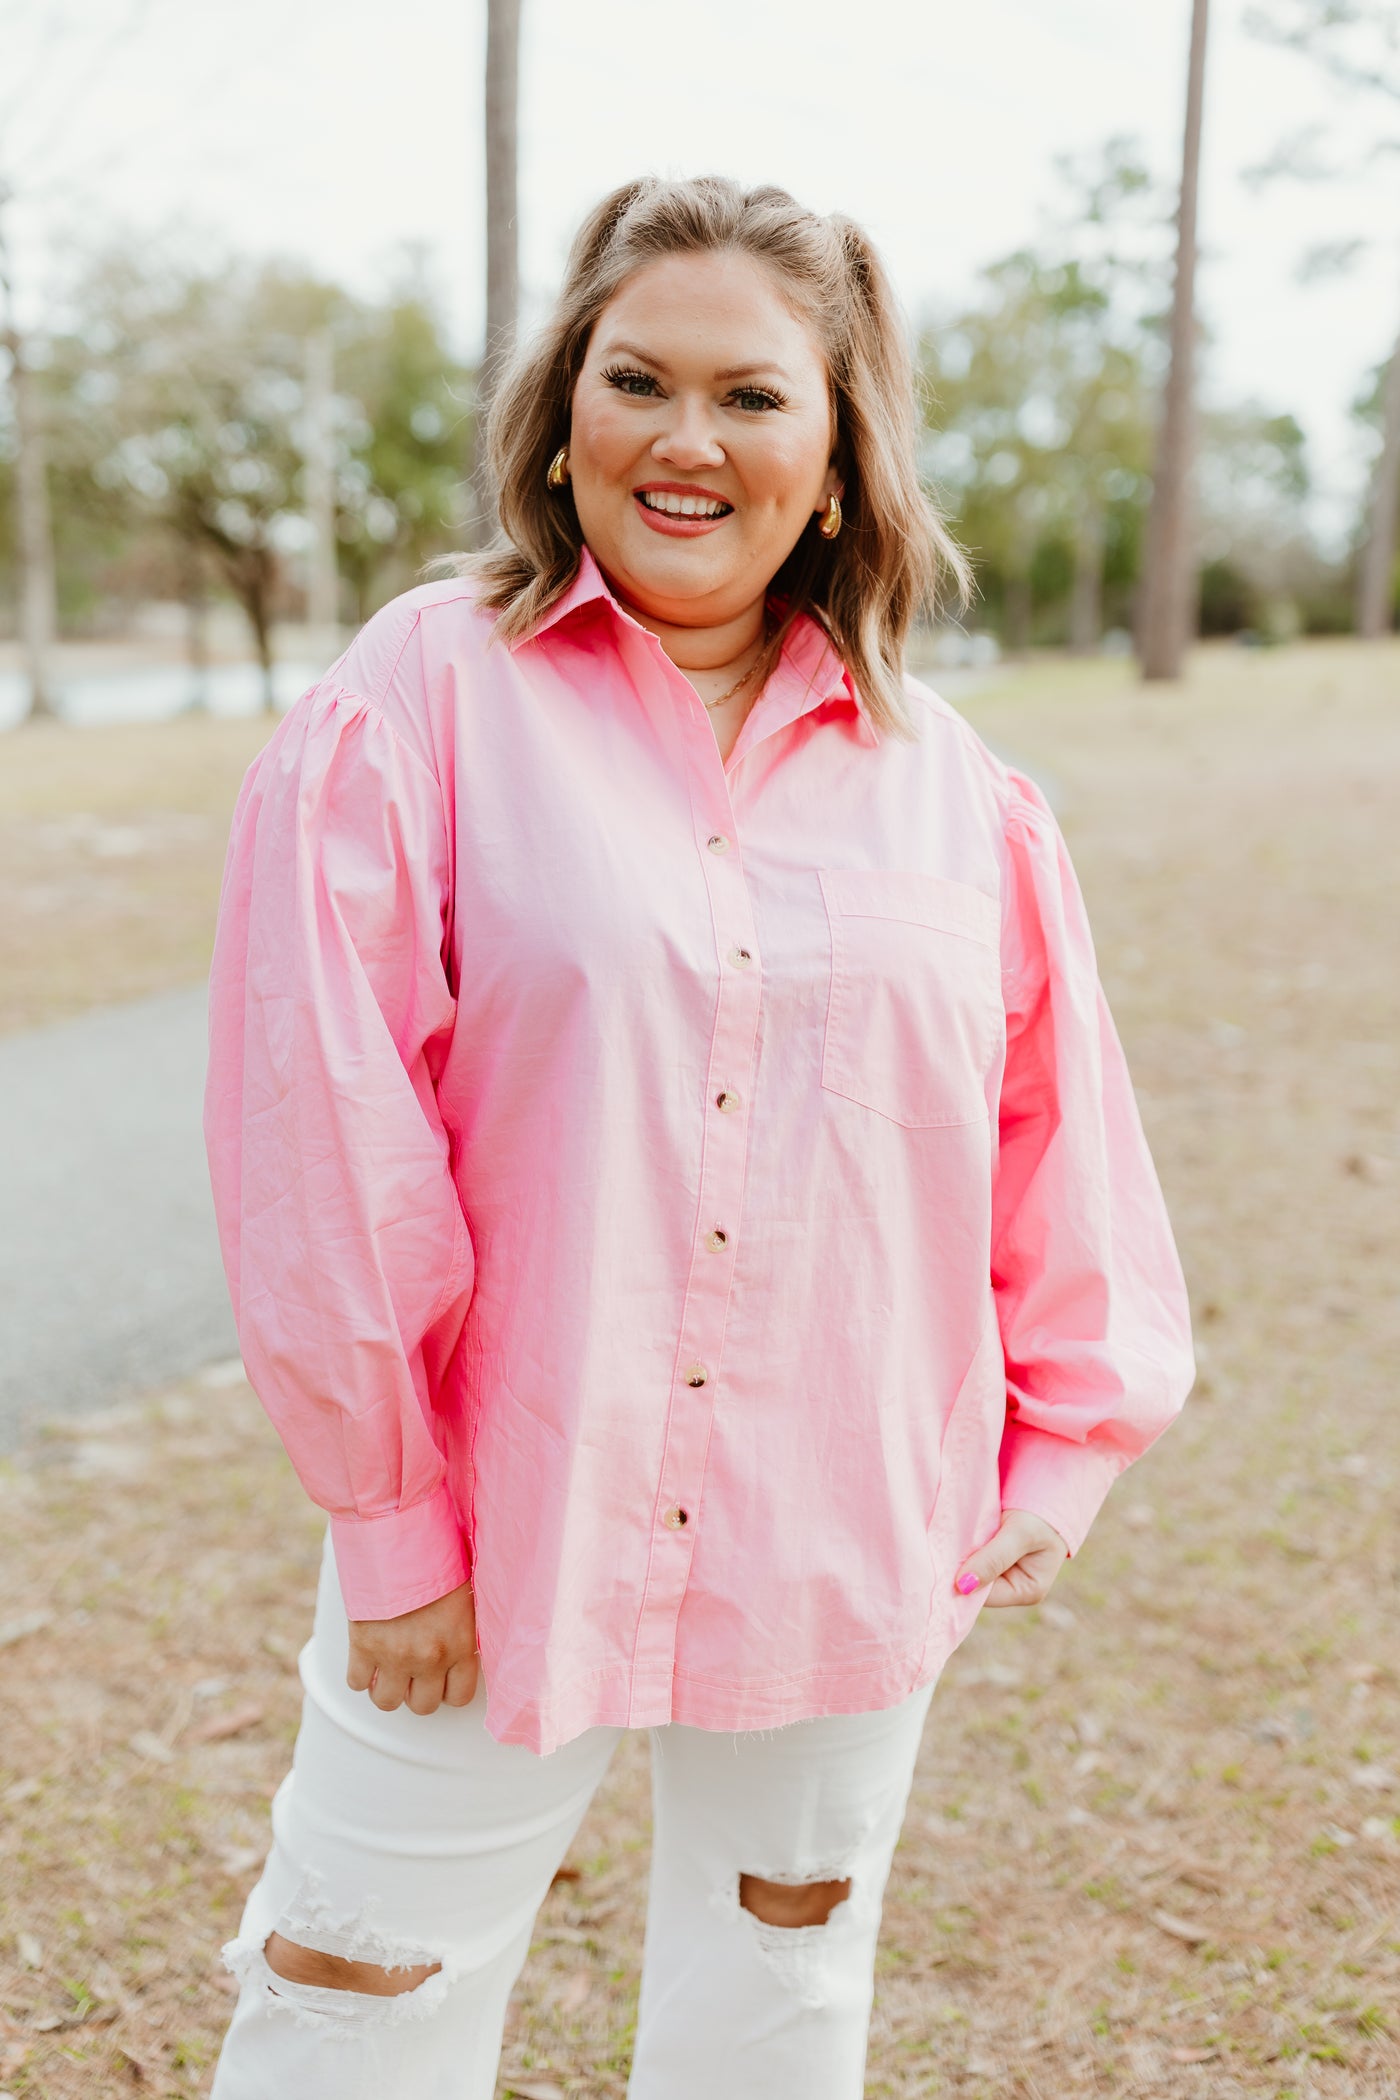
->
<box><xmin>955</xmin><ymin>1572</ymin><xmax>980</xmax><ymax>1596</ymax></box>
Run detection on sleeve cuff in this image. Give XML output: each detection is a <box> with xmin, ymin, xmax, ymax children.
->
<box><xmin>329</xmin><ymin>1485</ymin><xmax>469</xmax><ymax>1620</ymax></box>
<box><xmin>998</xmin><ymin>1420</ymin><xmax>1130</xmax><ymax>1557</ymax></box>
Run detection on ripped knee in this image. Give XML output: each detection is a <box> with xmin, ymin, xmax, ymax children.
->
<box><xmin>263</xmin><ymin>1930</ymin><xmax>441</xmax><ymax>1999</ymax></box>
<box><xmin>738</xmin><ymin>1872</ymin><xmax>852</xmax><ymax>1929</ymax></box>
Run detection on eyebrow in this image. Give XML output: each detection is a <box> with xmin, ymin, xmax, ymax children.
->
<box><xmin>604</xmin><ymin>339</ymin><xmax>793</xmax><ymax>384</ymax></box>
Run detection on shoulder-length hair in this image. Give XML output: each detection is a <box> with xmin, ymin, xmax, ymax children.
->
<box><xmin>468</xmin><ymin>175</ymin><xmax>970</xmax><ymax>737</ymax></box>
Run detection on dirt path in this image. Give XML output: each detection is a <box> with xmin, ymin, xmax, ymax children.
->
<box><xmin>1</xmin><ymin>641</ymin><xmax>1397</xmax><ymax>2098</ymax></box>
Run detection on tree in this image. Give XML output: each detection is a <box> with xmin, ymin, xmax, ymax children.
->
<box><xmin>1246</xmin><ymin>0</ymin><xmax>1400</xmax><ymax>634</ymax></box>
<box><xmin>0</xmin><ymin>205</ymin><xmax>58</xmax><ymax>717</ymax></box>
<box><xmin>471</xmin><ymin>0</ymin><xmax>522</xmax><ymax>540</ymax></box>
<box><xmin>1138</xmin><ymin>0</ymin><xmax>1211</xmax><ymax>680</ymax></box>
<box><xmin>0</xmin><ymin>0</ymin><xmax>172</xmax><ymax>718</ymax></box>
<box><xmin>65</xmin><ymin>245</ymin><xmax>470</xmax><ymax>693</ymax></box>
<box><xmin>329</xmin><ymin>265</ymin><xmax>472</xmax><ymax>622</ymax></box>
<box><xmin>1194</xmin><ymin>404</ymin><xmax>1314</xmax><ymax>628</ymax></box>
<box><xmin>921</xmin><ymin>143</ymin><xmax>1164</xmax><ymax>650</ymax></box>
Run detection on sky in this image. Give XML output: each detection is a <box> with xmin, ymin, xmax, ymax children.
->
<box><xmin>3</xmin><ymin>0</ymin><xmax>1397</xmax><ymax>545</ymax></box>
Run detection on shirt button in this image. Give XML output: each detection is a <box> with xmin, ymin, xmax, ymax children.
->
<box><xmin>707</xmin><ymin>833</ymin><xmax>730</xmax><ymax>855</ymax></box>
<box><xmin>728</xmin><ymin>946</ymin><xmax>753</xmax><ymax>968</ymax></box>
<box><xmin>663</xmin><ymin>1505</ymin><xmax>690</xmax><ymax>1529</ymax></box>
<box><xmin>685</xmin><ymin>1363</ymin><xmax>708</xmax><ymax>1387</ymax></box>
<box><xmin>715</xmin><ymin>1089</ymin><xmax>742</xmax><ymax>1114</ymax></box>
<box><xmin>705</xmin><ymin>1228</ymin><xmax>729</xmax><ymax>1252</ymax></box>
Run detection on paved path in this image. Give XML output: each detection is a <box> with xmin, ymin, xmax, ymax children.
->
<box><xmin>0</xmin><ymin>984</ymin><xmax>237</xmax><ymax>1449</ymax></box>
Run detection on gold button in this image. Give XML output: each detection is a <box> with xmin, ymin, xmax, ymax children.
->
<box><xmin>729</xmin><ymin>946</ymin><xmax>753</xmax><ymax>968</ymax></box>
<box><xmin>707</xmin><ymin>834</ymin><xmax>729</xmax><ymax>855</ymax></box>
<box><xmin>705</xmin><ymin>1228</ymin><xmax>728</xmax><ymax>1252</ymax></box>
<box><xmin>715</xmin><ymin>1090</ymin><xmax>741</xmax><ymax>1114</ymax></box>
<box><xmin>663</xmin><ymin>1505</ymin><xmax>689</xmax><ymax>1529</ymax></box>
<box><xmin>685</xmin><ymin>1364</ymin><xmax>708</xmax><ymax>1387</ymax></box>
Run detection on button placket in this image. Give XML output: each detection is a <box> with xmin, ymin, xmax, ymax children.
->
<box><xmin>630</xmin><ymin>755</ymin><xmax>765</xmax><ymax>1705</ymax></box>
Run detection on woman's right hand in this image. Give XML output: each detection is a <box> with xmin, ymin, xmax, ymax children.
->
<box><xmin>346</xmin><ymin>1581</ymin><xmax>480</xmax><ymax>1714</ymax></box>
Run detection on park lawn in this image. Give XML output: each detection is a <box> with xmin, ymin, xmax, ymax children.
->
<box><xmin>0</xmin><ymin>713</ymin><xmax>276</xmax><ymax>1036</ymax></box>
<box><xmin>1</xmin><ymin>637</ymin><xmax>1398</xmax><ymax>2098</ymax></box>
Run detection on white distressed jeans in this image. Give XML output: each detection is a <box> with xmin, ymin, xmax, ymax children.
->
<box><xmin>210</xmin><ymin>1529</ymin><xmax>936</xmax><ymax>2099</ymax></box>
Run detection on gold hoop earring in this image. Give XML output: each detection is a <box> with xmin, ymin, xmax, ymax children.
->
<box><xmin>546</xmin><ymin>446</ymin><xmax>570</xmax><ymax>490</ymax></box>
<box><xmin>818</xmin><ymin>492</ymin><xmax>842</xmax><ymax>540</ymax></box>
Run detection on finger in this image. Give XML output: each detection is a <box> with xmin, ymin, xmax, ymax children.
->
<box><xmin>368</xmin><ymin>1664</ymin><xmax>411</xmax><ymax>1712</ymax></box>
<box><xmin>443</xmin><ymin>1657</ymin><xmax>479</xmax><ymax>1707</ymax></box>
<box><xmin>984</xmin><ymin>1538</ymin><xmax>1069</xmax><ymax>1609</ymax></box>
<box><xmin>405</xmin><ymin>1673</ymin><xmax>444</xmax><ymax>1716</ymax></box>
<box><xmin>954</xmin><ymin>1516</ymin><xmax>1029</xmax><ymax>1598</ymax></box>
<box><xmin>982</xmin><ymin>1560</ymin><xmax>1050</xmax><ymax>1608</ymax></box>
<box><xmin>345</xmin><ymin>1640</ymin><xmax>376</xmax><ymax>1695</ymax></box>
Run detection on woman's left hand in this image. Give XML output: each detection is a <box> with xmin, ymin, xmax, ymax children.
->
<box><xmin>954</xmin><ymin>1509</ymin><xmax>1069</xmax><ymax>1608</ymax></box>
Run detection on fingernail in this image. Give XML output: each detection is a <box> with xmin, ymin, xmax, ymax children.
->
<box><xmin>955</xmin><ymin>1572</ymin><xmax>980</xmax><ymax>1596</ymax></box>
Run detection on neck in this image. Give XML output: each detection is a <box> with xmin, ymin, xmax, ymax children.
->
<box><xmin>613</xmin><ymin>591</ymin><xmax>768</xmax><ymax>676</ymax></box>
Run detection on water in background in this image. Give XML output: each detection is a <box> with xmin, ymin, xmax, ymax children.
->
<box><xmin>0</xmin><ymin>659</ymin><xmax>331</xmax><ymax>732</ymax></box>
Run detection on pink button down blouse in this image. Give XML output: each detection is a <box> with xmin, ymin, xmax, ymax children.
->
<box><xmin>204</xmin><ymin>545</ymin><xmax>1194</xmax><ymax>1755</ymax></box>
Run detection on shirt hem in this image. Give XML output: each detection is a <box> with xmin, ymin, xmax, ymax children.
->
<box><xmin>481</xmin><ymin>1635</ymin><xmax>966</xmax><ymax>1757</ymax></box>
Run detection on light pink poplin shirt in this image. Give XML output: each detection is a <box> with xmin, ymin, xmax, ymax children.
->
<box><xmin>204</xmin><ymin>547</ymin><xmax>1194</xmax><ymax>1754</ymax></box>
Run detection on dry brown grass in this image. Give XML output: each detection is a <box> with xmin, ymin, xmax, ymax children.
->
<box><xmin>0</xmin><ymin>715</ymin><xmax>274</xmax><ymax>1036</ymax></box>
<box><xmin>2</xmin><ymin>639</ymin><xmax>1398</xmax><ymax>2098</ymax></box>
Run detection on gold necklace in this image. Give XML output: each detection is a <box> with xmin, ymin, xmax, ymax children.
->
<box><xmin>699</xmin><ymin>626</ymin><xmax>771</xmax><ymax>709</ymax></box>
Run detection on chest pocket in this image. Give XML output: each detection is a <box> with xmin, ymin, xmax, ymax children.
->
<box><xmin>818</xmin><ymin>869</ymin><xmax>1002</xmax><ymax>1128</ymax></box>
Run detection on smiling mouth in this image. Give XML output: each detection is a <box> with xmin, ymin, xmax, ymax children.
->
<box><xmin>635</xmin><ymin>490</ymin><xmax>734</xmax><ymax>519</ymax></box>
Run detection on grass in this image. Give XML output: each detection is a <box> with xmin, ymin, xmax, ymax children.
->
<box><xmin>2</xmin><ymin>636</ymin><xmax>1399</xmax><ymax>2095</ymax></box>
<box><xmin>0</xmin><ymin>713</ymin><xmax>274</xmax><ymax>1035</ymax></box>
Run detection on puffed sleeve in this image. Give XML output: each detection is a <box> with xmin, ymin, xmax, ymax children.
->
<box><xmin>203</xmin><ymin>681</ymin><xmax>475</xmax><ymax>1620</ymax></box>
<box><xmin>991</xmin><ymin>769</ymin><xmax>1194</xmax><ymax>1554</ymax></box>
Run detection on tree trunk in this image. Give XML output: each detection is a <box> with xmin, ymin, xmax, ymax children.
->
<box><xmin>1004</xmin><ymin>571</ymin><xmax>1032</xmax><ymax>654</ymax></box>
<box><xmin>215</xmin><ymin>542</ymin><xmax>278</xmax><ymax>713</ymax></box>
<box><xmin>303</xmin><ymin>327</ymin><xmax>340</xmax><ymax>644</ymax></box>
<box><xmin>6</xmin><ymin>328</ymin><xmax>60</xmax><ymax>721</ymax></box>
<box><xmin>1356</xmin><ymin>305</ymin><xmax>1400</xmax><ymax>638</ymax></box>
<box><xmin>1138</xmin><ymin>0</ymin><xmax>1210</xmax><ymax>682</ymax></box>
<box><xmin>1068</xmin><ymin>497</ymin><xmax>1106</xmax><ymax>654</ymax></box>
<box><xmin>183</xmin><ymin>538</ymin><xmax>209</xmax><ymax>711</ymax></box>
<box><xmin>248</xmin><ymin>559</ymin><xmax>276</xmax><ymax>713</ymax></box>
<box><xmin>471</xmin><ymin>0</ymin><xmax>522</xmax><ymax>542</ymax></box>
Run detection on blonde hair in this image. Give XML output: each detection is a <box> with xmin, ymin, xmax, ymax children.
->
<box><xmin>468</xmin><ymin>175</ymin><xmax>970</xmax><ymax>737</ymax></box>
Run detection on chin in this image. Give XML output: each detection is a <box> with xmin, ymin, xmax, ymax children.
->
<box><xmin>617</xmin><ymin>543</ymin><xmax>733</xmax><ymax>606</ymax></box>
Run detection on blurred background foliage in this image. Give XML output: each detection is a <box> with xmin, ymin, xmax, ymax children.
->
<box><xmin>1</xmin><ymin>239</ymin><xmax>472</xmax><ymax>676</ymax></box>
<box><xmin>917</xmin><ymin>138</ymin><xmax>1352</xmax><ymax>650</ymax></box>
<box><xmin>0</xmin><ymin>132</ymin><xmax>1387</xmax><ymax>671</ymax></box>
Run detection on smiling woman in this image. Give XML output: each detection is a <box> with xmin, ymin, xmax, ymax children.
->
<box><xmin>472</xmin><ymin>175</ymin><xmax>971</xmax><ymax>745</ymax></box>
<box><xmin>204</xmin><ymin>174</ymin><xmax>1193</xmax><ymax>2099</ymax></box>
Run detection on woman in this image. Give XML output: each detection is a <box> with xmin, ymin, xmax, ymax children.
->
<box><xmin>204</xmin><ymin>176</ymin><xmax>1193</xmax><ymax>2098</ymax></box>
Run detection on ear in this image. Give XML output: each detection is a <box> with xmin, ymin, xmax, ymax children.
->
<box><xmin>816</xmin><ymin>469</ymin><xmax>845</xmax><ymax>514</ymax></box>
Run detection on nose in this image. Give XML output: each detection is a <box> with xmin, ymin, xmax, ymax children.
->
<box><xmin>651</xmin><ymin>393</ymin><xmax>725</xmax><ymax>471</ymax></box>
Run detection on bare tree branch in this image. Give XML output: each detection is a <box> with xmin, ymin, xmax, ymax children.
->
<box><xmin>1245</xmin><ymin>0</ymin><xmax>1400</xmax><ymax>99</ymax></box>
<box><xmin>1297</xmin><ymin>236</ymin><xmax>1370</xmax><ymax>278</ymax></box>
<box><xmin>1241</xmin><ymin>123</ymin><xmax>1347</xmax><ymax>186</ymax></box>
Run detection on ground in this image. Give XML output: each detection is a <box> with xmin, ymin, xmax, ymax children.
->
<box><xmin>1</xmin><ymin>639</ymin><xmax>1397</xmax><ymax>2098</ymax></box>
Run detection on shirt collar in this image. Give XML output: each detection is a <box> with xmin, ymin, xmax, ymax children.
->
<box><xmin>511</xmin><ymin>543</ymin><xmax>879</xmax><ymax>747</ymax></box>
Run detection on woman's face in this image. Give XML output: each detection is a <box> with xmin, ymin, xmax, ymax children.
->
<box><xmin>568</xmin><ymin>250</ymin><xmax>843</xmax><ymax>634</ymax></box>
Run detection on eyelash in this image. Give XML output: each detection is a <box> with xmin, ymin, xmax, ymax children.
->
<box><xmin>601</xmin><ymin>364</ymin><xmax>789</xmax><ymax>413</ymax></box>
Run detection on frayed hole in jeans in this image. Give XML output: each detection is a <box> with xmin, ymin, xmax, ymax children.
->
<box><xmin>263</xmin><ymin>1930</ymin><xmax>442</xmax><ymax>1999</ymax></box>
<box><xmin>737</xmin><ymin>1872</ymin><xmax>852</xmax><ymax>1929</ymax></box>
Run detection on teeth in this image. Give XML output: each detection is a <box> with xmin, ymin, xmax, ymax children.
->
<box><xmin>640</xmin><ymin>491</ymin><xmax>728</xmax><ymax>518</ymax></box>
